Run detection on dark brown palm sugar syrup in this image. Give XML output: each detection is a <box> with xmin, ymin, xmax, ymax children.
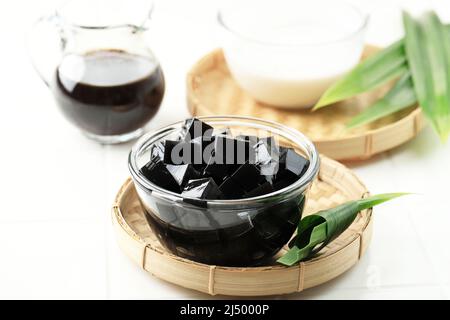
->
<box><xmin>52</xmin><ymin>50</ymin><xmax>164</xmax><ymax>136</ymax></box>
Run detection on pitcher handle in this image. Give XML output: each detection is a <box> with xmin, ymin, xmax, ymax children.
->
<box><xmin>27</xmin><ymin>14</ymin><xmax>64</xmax><ymax>87</ymax></box>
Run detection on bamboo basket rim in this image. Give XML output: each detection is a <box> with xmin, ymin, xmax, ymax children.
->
<box><xmin>187</xmin><ymin>47</ymin><xmax>423</xmax><ymax>143</ymax></box>
<box><xmin>111</xmin><ymin>156</ymin><xmax>373</xmax><ymax>296</ymax></box>
<box><xmin>186</xmin><ymin>45</ymin><xmax>425</xmax><ymax>161</ymax></box>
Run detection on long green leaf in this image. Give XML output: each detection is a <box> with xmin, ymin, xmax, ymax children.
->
<box><xmin>277</xmin><ymin>193</ymin><xmax>408</xmax><ymax>266</ymax></box>
<box><xmin>442</xmin><ymin>19</ymin><xmax>450</xmax><ymax>135</ymax></box>
<box><xmin>403</xmin><ymin>12</ymin><xmax>450</xmax><ymax>141</ymax></box>
<box><xmin>317</xmin><ymin>192</ymin><xmax>407</xmax><ymax>245</ymax></box>
<box><xmin>313</xmin><ymin>41</ymin><xmax>408</xmax><ymax>109</ymax></box>
<box><xmin>277</xmin><ymin>223</ymin><xmax>327</xmax><ymax>266</ymax></box>
<box><xmin>346</xmin><ymin>72</ymin><xmax>416</xmax><ymax>129</ymax></box>
<box><xmin>422</xmin><ymin>12</ymin><xmax>450</xmax><ymax>140</ymax></box>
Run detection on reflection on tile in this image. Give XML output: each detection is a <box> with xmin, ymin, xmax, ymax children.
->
<box><xmin>349</xmin><ymin>201</ymin><xmax>437</xmax><ymax>287</ymax></box>
<box><xmin>297</xmin><ymin>285</ymin><xmax>445</xmax><ymax>300</ymax></box>
<box><xmin>0</xmin><ymin>122</ymin><xmax>106</xmax><ymax>222</ymax></box>
<box><xmin>0</xmin><ymin>221</ymin><xmax>107</xmax><ymax>299</ymax></box>
<box><xmin>387</xmin><ymin>126</ymin><xmax>450</xmax><ymax>285</ymax></box>
<box><xmin>108</xmin><ymin>217</ymin><xmax>255</xmax><ymax>299</ymax></box>
<box><xmin>106</xmin><ymin>224</ymin><xmax>206</xmax><ymax>299</ymax></box>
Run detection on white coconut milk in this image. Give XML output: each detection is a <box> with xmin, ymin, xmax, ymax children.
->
<box><xmin>220</xmin><ymin>0</ymin><xmax>367</xmax><ymax>108</ymax></box>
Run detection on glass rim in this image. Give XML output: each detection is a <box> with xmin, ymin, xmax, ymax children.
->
<box><xmin>217</xmin><ymin>0</ymin><xmax>368</xmax><ymax>47</ymax></box>
<box><xmin>128</xmin><ymin>115</ymin><xmax>320</xmax><ymax>207</ymax></box>
<box><xmin>55</xmin><ymin>0</ymin><xmax>154</xmax><ymax>30</ymax></box>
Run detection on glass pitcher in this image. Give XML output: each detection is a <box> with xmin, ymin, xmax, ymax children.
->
<box><xmin>28</xmin><ymin>0</ymin><xmax>165</xmax><ymax>144</ymax></box>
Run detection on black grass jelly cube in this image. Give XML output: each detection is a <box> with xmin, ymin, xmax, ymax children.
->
<box><xmin>285</xmin><ymin>149</ymin><xmax>309</xmax><ymax>176</ymax></box>
<box><xmin>150</xmin><ymin>141</ymin><xmax>165</xmax><ymax>162</ymax></box>
<box><xmin>229</xmin><ymin>163</ymin><xmax>263</xmax><ymax>192</ymax></box>
<box><xmin>163</xmin><ymin>140</ymin><xmax>181</xmax><ymax>164</ymax></box>
<box><xmin>254</xmin><ymin>138</ymin><xmax>281</xmax><ymax>166</ymax></box>
<box><xmin>219</xmin><ymin>177</ymin><xmax>246</xmax><ymax>199</ymax></box>
<box><xmin>213</xmin><ymin>127</ymin><xmax>232</xmax><ymax>137</ymax></box>
<box><xmin>278</xmin><ymin>148</ymin><xmax>309</xmax><ymax>177</ymax></box>
<box><xmin>181</xmin><ymin>178</ymin><xmax>222</xmax><ymax>200</ymax></box>
<box><xmin>245</xmin><ymin>181</ymin><xmax>274</xmax><ymax>198</ymax></box>
<box><xmin>163</xmin><ymin>139</ymin><xmax>205</xmax><ymax>166</ymax></box>
<box><xmin>203</xmin><ymin>157</ymin><xmax>228</xmax><ymax>185</ymax></box>
<box><xmin>140</xmin><ymin>159</ymin><xmax>180</xmax><ymax>193</ymax></box>
<box><xmin>166</xmin><ymin>164</ymin><xmax>201</xmax><ymax>189</ymax></box>
<box><xmin>214</xmin><ymin>136</ymin><xmax>253</xmax><ymax>165</ymax></box>
<box><xmin>236</xmin><ymin>135</ymin><xmax>259</xmax><ymax>145</ymax></box>
<box><xmin>181</xmin><ymin>118</ymin><xmax>213</xmax><ymax>142</ymax></box>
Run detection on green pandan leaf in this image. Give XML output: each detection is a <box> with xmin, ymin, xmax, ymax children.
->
<box><xmin>314</xmin><ymin>15</ymin><xmax>450</xmax><ymax>141</ymax></box>
<box><xmin>404</xmin><ymin>12</ymin><xmax>450</xmax><ymax>141</ymax></box>
<box><xmin>313</xmin><ymin>41</ymin><xmax>408</xmax><ymax>110</ymax></box>
<box><xmin>346</xmin><ymin>72</ymin><xmax>416</xmax><ymax>129</ymax></box>
<box><xmin>277</xmin><ymin>193</ymin><xmax>408</xmax><ymax>266</ymax></box>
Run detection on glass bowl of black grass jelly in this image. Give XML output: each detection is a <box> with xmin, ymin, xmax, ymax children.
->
<box><xmin>128</xmin><ymin>116</ymin><xmax>319</xmax><ymax>266</ymax></box>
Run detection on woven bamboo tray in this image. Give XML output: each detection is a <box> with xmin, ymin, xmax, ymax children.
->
<box><xmin>112</xmin><ymin>156</ymin><xmax>372</xmax><ymax>296</ymax></box>
<box><xmin>187</xmin><ymin>46</ymin><xmax>425</xmax><ymax>161</ymax></box>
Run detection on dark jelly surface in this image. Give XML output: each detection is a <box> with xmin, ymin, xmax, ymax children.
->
<box><xmin>166</xmin><ymin>164</ymin><xmax>200</xmax><ymax>189</ymax></box>
<box><xmin>219</xmin><ymin>177</ymin><xmax>246</xmax><ymax>199</ymax></box>
<box><xmin>213</xmin><ymin>127</ymin><xmax>232</xmax><ymax>137</ymax></box>
<box><xmin>143</xmin><ymin>194</ymin><xmax>305</xmax><ymax>266</ymax></box>
<box><xmin>150</xmin><ymin>141</ymin><xmax>165</xmax><ymax>162</ymax></box>
<box><xmin>214</xmin><ymin>136</ymin><xmax>254</xmax><ymax>165</ymax></box>
<box><xmin>203</xmin><ymin>158</ymin><xmax>229</xmax><ymax>185</ymax></box>
<box><xmin>229</xmin><ymin>163</ymin><xmax>263</xmax><ymax>192</ymax></box>
<box><xmin>141</xmin><ymin>159</ymin><xmax>180</xmax><ymax>193</ymax></box>
<box><xmin>245</xmin><ymin>181</ymin><xmax>274</xmax><ymax>198</ymax></box>
<box><xmin>138</xmin><ymin>118</ymin><xmax>312</xmax><ymax>266</ymax></box>
<box><xmin>285</xmin><ymin>148</ymin><xmax>309</xmax><ymax>176</ymax></box>
<box><xmin>163</xmin><ymin>138</ymin><xmax>211</xmax><ymax>166</ymax></box>
<box><xmin>140</xmin><ymin>118</ymin><xmax>310</xmax><ymax>200</ymax></box>
<box><xmin>181</xmin><ymin>178</ymin><xmax>222</xmax><ymax>200</ymax></box>
<box><xmin>182</xmin><ymin>118</ymin><xmax>213</xmax><ymax>141</ymax></box>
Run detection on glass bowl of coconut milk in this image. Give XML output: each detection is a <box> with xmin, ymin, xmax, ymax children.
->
<box><xmin>218</xmin><ymin>0</ymin><xmax>368</xmax><ymax>108</ymax></box>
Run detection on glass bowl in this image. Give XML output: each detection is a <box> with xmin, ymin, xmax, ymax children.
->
<box><xmin>218</xmin><ymin>0</ymin><xmax>368</xmax><ymax>108</ymax></box>
<box><xmin>128</xmin><ymin>116</ymin><xmax>320</xmax><ymax>266</ymax></box>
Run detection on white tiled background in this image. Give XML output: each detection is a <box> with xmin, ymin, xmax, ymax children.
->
<box><xmin>1</xmin><ymin>0</ymin><xmax>449</xmax><ymax>299</ymax></box>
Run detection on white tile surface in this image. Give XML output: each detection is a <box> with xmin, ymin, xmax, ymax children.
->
<box><xmin>0</xmin><ymin>221</ymin><xmax>107</xmax><ymax>299</ymax></box>
<box><xmin>297</xmin><ymin>285</ymin><xmax>446</xmax><ymax>300</ymax></box>
<box><xmin>1</xmin><ymin>0</ymin><xmax>450</xmax><ymax>299</ymax></box>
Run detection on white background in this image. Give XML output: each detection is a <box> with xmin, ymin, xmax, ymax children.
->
<box><xmin>1</xmin><ymin>0</ymin><xmax>450</xmax><ymax>299</ymax></box>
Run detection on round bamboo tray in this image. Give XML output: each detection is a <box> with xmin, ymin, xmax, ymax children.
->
<box><xmin>186</xmin><ymin>46</ymin><xmax>425</xmax><ymax>161</ymax></box>
<box><xmin>112</xmin><ymin>156</ymin><xmax>373</xmax><ymax>296</ymax></box>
